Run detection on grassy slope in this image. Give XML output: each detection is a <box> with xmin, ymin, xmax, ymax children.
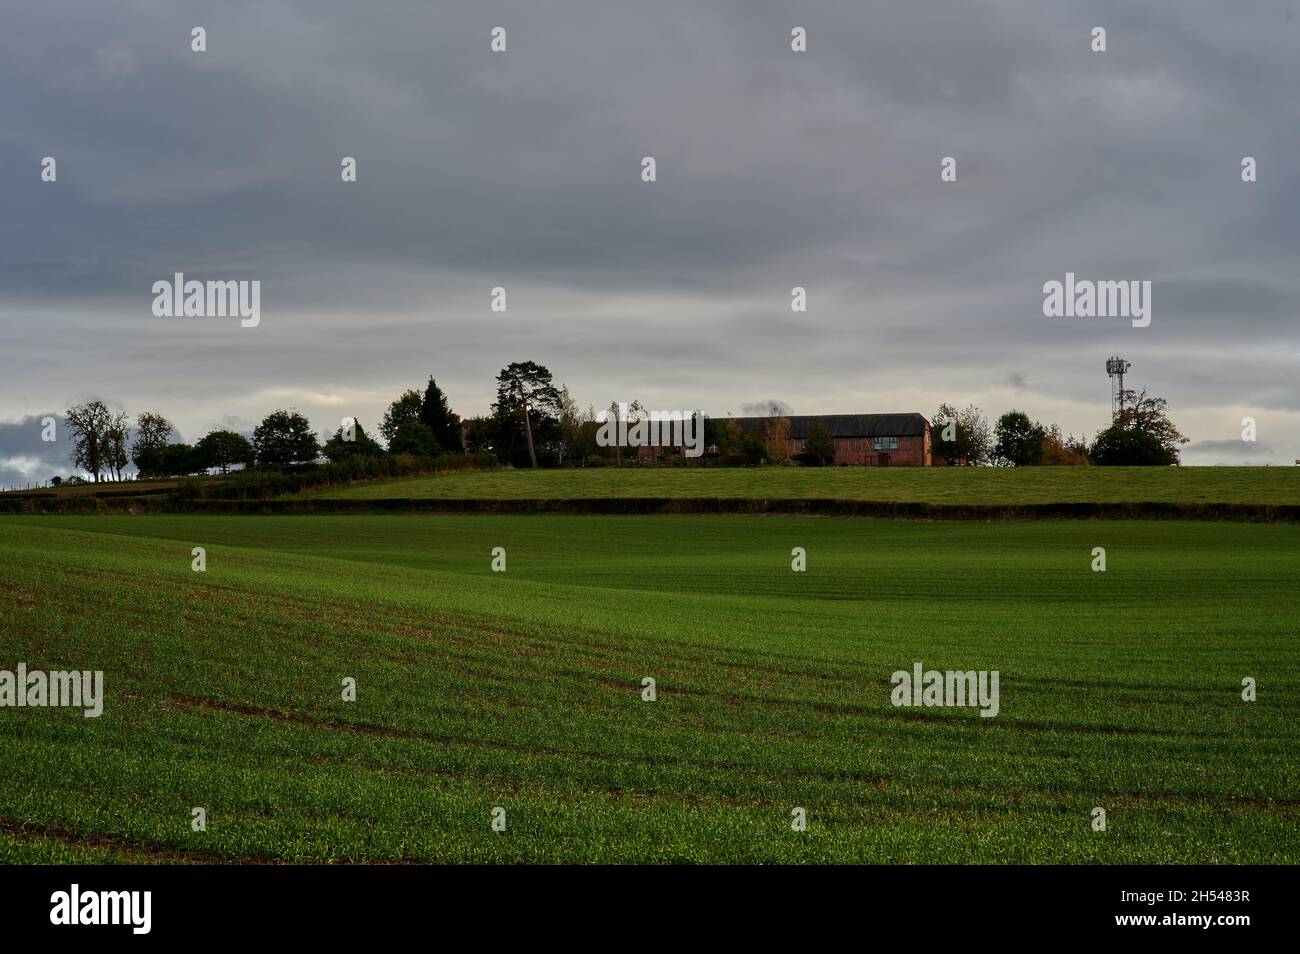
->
<box><xmin>1</xmin><ymin>514</ymin><xmax>1295</xmax><ymax>863</ymax></box>
<box><xmin>302</xmin><ymin>466</ymin><xmax>1300</xmax><ymax>504</ymax></box>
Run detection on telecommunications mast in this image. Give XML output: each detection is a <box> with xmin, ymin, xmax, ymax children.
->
<box><xmin>1105</xmin><ymin>356</ymin><xmax>1131</xmax><ymax>421</ymax></box>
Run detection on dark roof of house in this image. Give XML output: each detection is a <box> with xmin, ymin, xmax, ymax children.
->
<box><xmin>729</xmin><ymin>413</ymin><xmax>929</xmax><ymax>439</ymax></box>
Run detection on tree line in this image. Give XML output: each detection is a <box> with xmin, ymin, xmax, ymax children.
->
<box><xmin>58</xmin><ymin>362</ymin><xmax>590</xmax><ymax>482</ymax></box>
<box><xmin>55</xmin><ymin>362</ymin><xmax>1190</xmax><ymax>482</ymax></box>
<box><xmin>62</xmin><ymin>380</ymin><xmax>457</xmax><ymax>483</ymax></box>
<box><xmin>928</xmin><ymin>388</ymin><xmax>1188</xmax><ymax>466</ymax></box>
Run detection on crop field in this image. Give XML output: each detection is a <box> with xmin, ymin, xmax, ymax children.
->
<box><xmin>302</xmin><ymin>465</ymin><xmax>1300</xmax><ymax>505</ymax></box>
<box><xmin>0</xmin><ymin>513</ymin><xmax>1296</xmax><ymax>863</ymax></box>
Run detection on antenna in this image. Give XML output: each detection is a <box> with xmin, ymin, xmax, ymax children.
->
<box><xmin>1105</xmin><ymin>356</ymin><xmax>1131</xmax><ymax>421</ymax></box>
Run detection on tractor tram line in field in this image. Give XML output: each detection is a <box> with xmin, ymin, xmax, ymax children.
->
<box><xmin>0</xmin><ymin>509</ymin><xmax>1297</xmax><ymax>863</ymax></box>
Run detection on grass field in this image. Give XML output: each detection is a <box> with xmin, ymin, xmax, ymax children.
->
<box><xmin>1</xmin><ymin>513</ymin><xmax>1296</xmax><ymax>863</ymax></box>
<box><xmin>302</xmin><ymin>465</ymin><xmax>1300</xmax><ymax>505</ymax></box>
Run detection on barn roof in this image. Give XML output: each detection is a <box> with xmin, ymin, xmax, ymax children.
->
<box><xmin>729</xmin><ymin>413</ymin><xmax>929</xmax><ymax>439</ymax></box>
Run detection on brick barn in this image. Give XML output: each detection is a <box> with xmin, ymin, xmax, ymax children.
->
<box><xmin>733</xmin><ymin>412</ymin><xmax>932</xmax><ymax>466</ymax></box>
<box><xmin>637</xmin><ymin>412</ymin><xmax>932</xmax><ymax>465</ymax></box>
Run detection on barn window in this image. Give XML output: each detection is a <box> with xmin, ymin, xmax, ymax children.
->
<box><xmin>874</xmin><ymin>436</ymin><xmax>898</xmax><ymax>450</ymax></box>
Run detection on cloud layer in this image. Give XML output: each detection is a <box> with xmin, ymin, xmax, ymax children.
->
<box><xmin>3</xmin><ymin>0</ymin><xmax>1297</xmax><ymax>478</ymax></box>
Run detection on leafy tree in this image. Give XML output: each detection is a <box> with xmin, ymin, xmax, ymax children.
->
<box><xmin>195</xmin><ymin>429</ymin><xmax>255</xmax><ymax>474</ymax></box>
<box><xmin>253</xmin><ymin>409</ymin><xmax>320</xmax><ymax>467</ymax></box>
<box><xmin>1040</xmin><ymin>425</ymin><xmax>1090</xmax><ymax>466</ymax></box>
<box><xmin>492</xmin><ymin>361</ymin><xmax>561</xmax><ymax>468</ymax></box>
<box><xmin>380</xmin><ymin>390</ymin><xmax>424</xmax><ymax>446</ymax></box>
<box><xmin>1090</xmin><ymin>388</ymin><xmax>1187</xmax><ymax>466</ymax></box>
<box><xmin>321</xmin><ymin>419</ymin><xmax>384</xmax><ymax>462</ymax></box>
<box><xmin>1088</xmin><ymin>427</ymin><xmax>1174</xmax><ymax>466</ymax></box>
<box><xmin>460</xmin><ymin>415</ymin><xmax>496</xmax><ymax>456</ymax></box>
<box><xmin>65</xmin><ymin>401</ymin><xmax>114</xmax><ymax>481</ymax></box>
<box><xmin>931</xmin><ymin>403</ymin><xmax>993</xmax><ymax>465</ymax></box>
<box><xmin>801</xmin><ymin>423</ymin><xmax>835</xmax><ymax>466</ymax></box>
<box><xmin>158</xmin><ymin>442</ymin><xmax>199</xmax><ymax>476</ymax></box>
<box><xmin>705</xmin><ymin>416</ymin><xmax>743</xmax><ymax>456</ymax></box>
<box><xmin>740</xmin><ymin>432</ymin><xmax>767</xmax><ymax>458</ymax></box>
<box><xmin>387</xmin><ymin>420</ymin><xmax>440</xmax><ymax>457</ymax></box>
<box><xmin>419</xmin><ymin>378</ymin><xmax>461</xmax><ymax>452</ymax></box>
<box><xmin>1122</xmin><ymin>389</ymin><xmax>1187</xmax><ymax>456</ymax></box>
<box><xmin>994</xmin><ymin>410</ymin><xmax>1046</xmax><ymax>467</ymax></box>
<box><xmin>131</xmin><ymin>412</ymin><xmax>174</xmax><ymax>477</ymax></box>
<box><xmin>763</xmin><ymin>402</ymin><xmax>792</xmax><ymax>462</ymax></box>
<box><xmin>931</xmin><ymin>403</ymin><xmax>960</xmax><ymax>463</ymax></box>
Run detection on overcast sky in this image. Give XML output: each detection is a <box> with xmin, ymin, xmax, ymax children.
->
<box><xmin>2</xmin><ymin>0</ymin><xmax>1298</xmax><ymax>484</ymax></box>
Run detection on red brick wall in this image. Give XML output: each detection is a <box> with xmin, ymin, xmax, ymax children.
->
<box><xmin>780</xmin><ymin>434</ymin><xmax>925</xmax><ymax>465</ymax></box>
<box><xmin>790</xmin><ymin>432</ymin><xmax>929</xmax><ymax>465</ymax></box>
<box><xmin>641</xmin><ymin>426</ymin><xmax>933</xmax><ymax>465</ymax></box>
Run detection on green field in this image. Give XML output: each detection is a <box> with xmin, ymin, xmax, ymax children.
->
<box><xmin>1</xmin><ymin>513</ymin><xmax>1295</xmax><ymax>863</ymax></box>
<box><xmin>302</xmin><ymin>465</ymin><xmax>1300</xmax><ymax>505</ymax></box>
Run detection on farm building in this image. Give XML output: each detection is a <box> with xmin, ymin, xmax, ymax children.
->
<box><xmin>639</xmin><ymin>412</ymin><xmax>932</xmax><ymax>465</ymax></box>
<box><xmin>738</xmin><ymin>413</ymin><xmax>932</xmax><ymax>466</ymax></box>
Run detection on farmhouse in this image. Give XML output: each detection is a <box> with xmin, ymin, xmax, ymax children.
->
<box><xmin>639</xmin><ymin>412</ymin><xmax>932</xmax><ymax>465</ymax></box>
<box><xmin>737</xmin><ymin>413</ymin><xmax>932</xmax><ymax>466</ymax></box>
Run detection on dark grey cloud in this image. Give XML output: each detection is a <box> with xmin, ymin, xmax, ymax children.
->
<box><xmin>0</xmin><ymin>415</ymin><xmax>73</xmax><ymax>488</ymax></box>
<box><xmin>2</xmin><ymin>1</ymin><xmax>1298</xmax><ymax>462</ymax></box>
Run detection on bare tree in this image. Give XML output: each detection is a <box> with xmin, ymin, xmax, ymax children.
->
<box><xmin>600</xmin><ymin>399</ymin><xmax>646</xmax><ymax>462</ymax></box>
<box><xmin>105</xmin><ymin>411</ymin><xmax>130</xmax><ymax>480</ymax></box>
<box><xmin>604</xmin><ymin>401</ymin><xmax>622</xmax><ymax>461</ymax></box>
<box><xmin>64</xmin><ymin>401</ymin><xmax>114</xmax><ymax>482</ymax></box>
<box><xmin>556</xmin><ymin>385</ymin><xmax>584</xmax><ymax>466</ymax></box>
